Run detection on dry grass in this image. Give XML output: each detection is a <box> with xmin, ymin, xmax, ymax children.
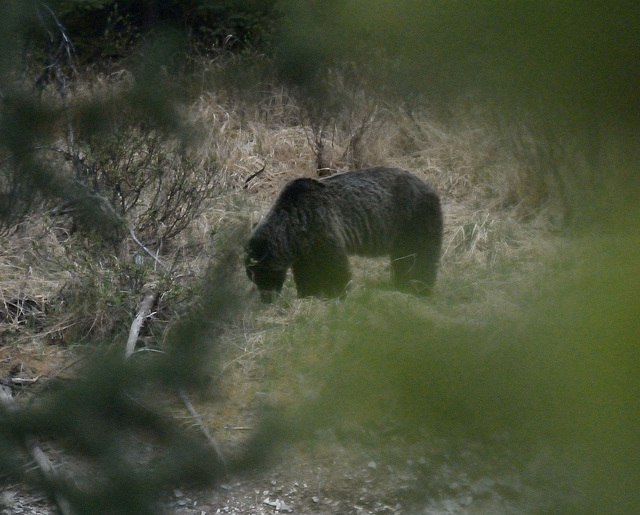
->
<box><xmin>194</xmin><ymin>89</ymin><xmax>566</xmax><ymax>444</ymax></box>
<box><xmin>6</xmin><ymin>65</ymin><xmax>608</xmax><ymax>515</ymax></box>
<box><xmin>1</xmin><ymin>67</ymin><xmax>562</xmax><ymax>445</ymax></box>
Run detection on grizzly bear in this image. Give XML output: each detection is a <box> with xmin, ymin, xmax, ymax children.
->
<box><xmin>245</xmin><ymin>167</ymin><xmax>443</xmax><ymax>301</ymax></box>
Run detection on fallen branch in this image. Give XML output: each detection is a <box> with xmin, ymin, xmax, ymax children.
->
<box><xmin>28</xmin><ymin>443</ymin><xmax>75</xmax><ymax>515</ymax></box>
<box><xmin>124</xmin><ymin>286</ymin><xmax>157</xmax><ymax>359</ymax></box>
<box><xmin>9</xmin><ymin>376</ymin><xmax>41</xmax><ymax>386</ymax></box>
<box><xmin>122</xmin><ymin>283</ymin><xmax>227</xmax><ymax>474</ymax></box>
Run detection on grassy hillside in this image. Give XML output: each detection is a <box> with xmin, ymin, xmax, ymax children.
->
<box><xmin>1</xmin><ymin>60</ymin><xmax>638</xmax><ymax>513</ymax></box>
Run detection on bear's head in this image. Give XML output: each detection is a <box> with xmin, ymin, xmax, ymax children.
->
<box><xmin>245</xmin><ymin>236</ymin><xmax>287</xmax><ymax>302</ymax></box>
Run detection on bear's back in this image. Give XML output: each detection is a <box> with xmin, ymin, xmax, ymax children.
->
<box><xmin>319</xmin><ymin>167</ymin><xmax>432</xmax><ymax>255</ymax></box>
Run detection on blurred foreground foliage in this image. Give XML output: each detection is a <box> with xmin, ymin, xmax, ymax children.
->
<box><xmin>0</xmin><ymin>3</ymin><xmax>261</xmax><ymax>511</ymax></box>
<box><xmin>280</xmin><ymin>233</ymin><xmax>640</xmax><ymax>512</ymax></box>
<box><xmin>275</xmin><ymin>0</ymin><xmax>640</xmax><ymax>226</ymax></box>
<box><xmin>0</xmin><ymin>0</ymin><xmax>639</xmax><ymax>513</ymax></box>
<box><xmin>0</xmin><ymin>242</ymin><xmax>260</xmax><ymax>515</ymax></box>
<box><xmin>270</xmin><ymin>3</ymin><xmax>640</xmax><ymax>510</ymax></box>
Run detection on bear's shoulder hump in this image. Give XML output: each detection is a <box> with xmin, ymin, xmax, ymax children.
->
<box><xmin>280</xmin><ymin>177</ymin><xmax>325</xmax><ymax>200</ymax></box>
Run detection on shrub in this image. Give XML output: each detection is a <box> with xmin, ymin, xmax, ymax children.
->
<box><xmin>77</xmin><ymin>120</ymin><xmax>219</xmax><ymax>246</ymax></box>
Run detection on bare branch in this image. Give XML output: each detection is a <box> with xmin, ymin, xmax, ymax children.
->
<box><xmin>243</xmin><ymin>166</ymin><xmax>266</xmax><ymax>189</ymax></box>
<box><xmin>128</xmin><ymin>226</ymin><xmax>169</xmax><ymax>272</ymax></box>
<box><xmin>34</xmin><ymin>1</ymin><xmax>78</xmax><ymax>161</ymax></box>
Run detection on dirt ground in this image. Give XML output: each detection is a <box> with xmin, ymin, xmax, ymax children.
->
<box><xmin>1</xmin><ymin>429</ymin><xmax>562</xmax><ymax>515</ymax></box>
<box><xmin>0</xmin><ymin>334</ymin><xmax>565</xmax><ymax>515</ymax></box>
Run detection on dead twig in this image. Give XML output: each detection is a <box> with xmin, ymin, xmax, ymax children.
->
<box><xmin>243</xmin><ymin>166</ymin><xmax>266</xmax><ymax>189</ymax></box>
<box><xmin>8</xmin><ymin>376</ymin><xmax>41</xmax><ymax>386</ymax></box>
<box><xmin>34</xmin><ymin>1</ymin><xmax>78</xmax><ymax>167</ymax></box>
<box><xmin>128</xmin><ymin>226</ymin><xmax>169</xmax><ymax>272</ymax></box>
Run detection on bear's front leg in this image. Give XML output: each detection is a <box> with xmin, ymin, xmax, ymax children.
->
<box><xmin>292</xmin><ymin>246</ymin><xmax>351</xmax><ymax>298</ymax></box>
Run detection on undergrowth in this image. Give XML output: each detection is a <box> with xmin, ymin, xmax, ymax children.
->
<box><xmin>3</xmin><ymin>56</ymin><xmax>635</xmax><ymax>513</ymax></box>
<box><xmin>1</xmin><ymin>54</ymin><xmax>562</xmax><ymax>398</ymax></box>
